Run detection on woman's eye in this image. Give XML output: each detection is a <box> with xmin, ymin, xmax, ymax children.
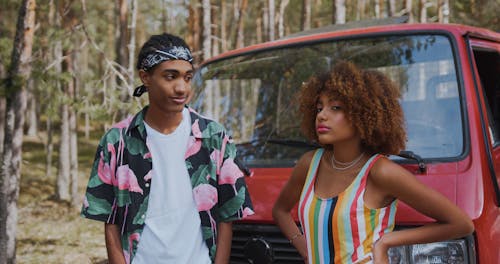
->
<box><xmin>331</xmin><ymin>106</ymin><xmax>341</xmax><ymax>111</ymax></box>
<box><xmin>316</xmin><ymin>107</ymin><xmax>323</xmax><ymax>113</ymax></box>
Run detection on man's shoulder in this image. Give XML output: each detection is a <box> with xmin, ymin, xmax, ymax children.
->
<box><xmin>99</xmin><ymin>112</ymin><xmax>141</xmax><ymax>144</ymax></box>
<box><xmin>188</xmin><ymin>107</ymin><xmax>227</xmax><ymax>135</ymax></box>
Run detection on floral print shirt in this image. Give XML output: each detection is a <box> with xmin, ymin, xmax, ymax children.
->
<box><xmin>81</xmin><ymin>106</ymin><xmax>254</xmax><ymax>263</ymax></box>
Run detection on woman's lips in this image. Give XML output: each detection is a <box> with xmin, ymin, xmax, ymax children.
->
<box><xmin>316</xmin><ymin>125</ymin><xmax>330</xmax><ymax>133</ymax></box>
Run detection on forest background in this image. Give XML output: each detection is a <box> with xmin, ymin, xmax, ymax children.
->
<box><xmin>0</xmin><ymin>0</ymin><xmax>498</xmax><ymax>263</ymax></box>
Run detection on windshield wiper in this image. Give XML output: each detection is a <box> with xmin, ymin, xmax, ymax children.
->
<box><xmin>397</xmin><ymin>150</ymin><xmax>426</xmax><ymax>173</ymax></box>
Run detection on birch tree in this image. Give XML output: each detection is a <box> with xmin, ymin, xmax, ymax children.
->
<box><xmin>268</xmin><ymin>0</ymin><xmax>275</xmax><ymax>41</ymax></box>
<box><xmin>334</xmin><ymin>0</ymin><xmax>346</xmax><ymax>24</ymax></box>
<box><xmin>0</xmin><ymin>1</ymin><xmax>36</xmax><ymax>263</ymax></box>
<box><xmin>234</xmin><ymin>0</ymin><xmax>248</xmax><ymax>49</ymax></box>
<box><xmin>202</xmin><ymin>0</ymin><xmax>211</xmax><ymax>61</ymax></box>
<box><xmin>45</xmin><ymin>0</ymin><xmax>61</xmax><ymax>179</ymax></box>
<box><xmin>438</xmin><ymin>0</ymin><xmax>449</xmax><ymax>23</ymax></box>
<box><xmin>356</xmin><ymin>0</ymin><xmax>366</xmax><ymax>20</ymax></box>
<box><xmin>406</xmin><ymin>0</ymin><xmax>414</xmax><ymax>22</ymax></box>
<box><xmin>419</xmin><ymin>0</ymin><xmax>428</xmax><ymax>22</ymax></box>
<box><xmin>388</xmin><ymin>0</ymin><xmax>396</xmax><ymax>17</ymax></box>
<box><xmin>56</xmin><ymin>1</ymin><xmax>79</xmax><ymax>203</ymax></box>
<box><xmin>116</xmin><ymin>0</ymin><xmax>129</xmax><ymax>118</ymax></box>
<box><xmin>220</xmin><ymin>0</ymin><xmax>229</xmax><ymax>52</ymax></box>
<box><xmin>278</xmin><ymin>0</ymin><xmax>290</xmax><ymax>38</ymax></box>
<box><xmin>301</xmin><ymin>0</ymin><xmax>311</xmax><ymax>30</ymax></box>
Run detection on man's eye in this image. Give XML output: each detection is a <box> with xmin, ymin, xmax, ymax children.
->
<box><xmin>165</xmin><ymin>74</ymin><xmax>176</xmax><ymax>80</ymax></box>
<box><xmin>185</xmin><ymin>75</ymin><xmax>193</xmax><ymax>82</ymax></box>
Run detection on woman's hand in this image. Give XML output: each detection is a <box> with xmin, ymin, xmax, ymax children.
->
<box><xmin>372</xmin><ymin>237</ymin><xmax>390</xmax><ymax>264</ymax></box>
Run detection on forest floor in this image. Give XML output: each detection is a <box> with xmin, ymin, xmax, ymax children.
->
<box><xmin>16</xmin><ymin>132</ymin><xmax>108</xmax><ymax>264</ymax></box>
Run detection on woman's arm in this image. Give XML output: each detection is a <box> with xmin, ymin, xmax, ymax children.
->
<box><xmin>370</xmin><ymin>158</ymin><xmax>474</xmax><ymax>263</ymax></box>
<box><xmin>272</xmin><ymin>151</ymin><xmax>314</xmax><ymax>260</ymax></box>
<box><xmin>105</xmin><ymin>223</ymin><xmax>126</xmax><ymax>264</ymax></box>
<box><xmin>214</xmin><ymin>221</ymin><xmax>233</xmax><ymax>264</ymax></box>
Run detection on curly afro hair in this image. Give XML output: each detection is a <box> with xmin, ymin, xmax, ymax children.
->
<box><xmin>298</xmin><ymin>61</ymin><xmax>406</xmax><ymax>155</ymax></box>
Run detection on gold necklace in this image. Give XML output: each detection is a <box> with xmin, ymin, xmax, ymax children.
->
<box><xmin>330</xmin><ymin>152</ymin><xmax>364</xmax><ymax>171</ymax></box>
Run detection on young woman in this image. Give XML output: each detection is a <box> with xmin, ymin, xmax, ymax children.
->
<box><xmin>272</xmin><ymin>61</ymin><xmax>473</xmax><ymax>263</ymax></box>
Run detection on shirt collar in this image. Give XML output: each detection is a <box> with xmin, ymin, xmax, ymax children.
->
<box><xmin>126</xmin><ymin>105</ymin><xmax>211</xmax><ymax>140</ymax></box>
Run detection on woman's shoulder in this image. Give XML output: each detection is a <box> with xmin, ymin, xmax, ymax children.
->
<box><xmin>369</xmin><ymin>154</ymin><xmax>415</xmax><ymax>186</ymax></box>
<box><xmin>293</xmin><ymin>149</ymin><xmax>322</xmax><ymax>174</ymax></box>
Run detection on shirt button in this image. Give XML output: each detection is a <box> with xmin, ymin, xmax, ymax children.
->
<box><xmin>141</xmin><ymin>214</ymin><xmax>145</xmax><ymax>219</ymax></box>
<box><xmin>145</xmin><ymin>183</ymin><xmax>150</xmax><ymax>187</ymax></box>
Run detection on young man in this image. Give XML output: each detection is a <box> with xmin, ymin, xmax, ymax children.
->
<box><xmin>81</xmin><ymin>33</ymin><xmax>254</xmax><ymax>264</ymax></box>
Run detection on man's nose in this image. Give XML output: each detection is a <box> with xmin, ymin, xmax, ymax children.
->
<box><xmin>174</xmin><ymin>79</ymin><xmax>189</xmax><ymax>93</ymax></box>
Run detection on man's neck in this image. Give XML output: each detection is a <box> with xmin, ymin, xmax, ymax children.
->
<box><xmin>144</xmin><ymin>107</ymin><xmax>185</xmax><ymax>135</ymax></box>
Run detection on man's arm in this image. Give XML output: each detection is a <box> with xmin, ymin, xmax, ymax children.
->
<box><xmin>214</xmin><ymin>221</ymin><xmax>232</xmax><ymax>264</ymax></box>
<box><xmin>105</xmin><ymin>223</ymin><xmax>126</xmax><ymax>264</ymax></box>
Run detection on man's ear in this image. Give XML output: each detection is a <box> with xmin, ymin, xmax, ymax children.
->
<box><xmin>138</xmin><ymin>70</ymin><xmax>150</xmax><ymax>87</ymax></box>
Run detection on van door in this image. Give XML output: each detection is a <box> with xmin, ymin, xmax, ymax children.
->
<box><xmin>469</xmin><ymin>37</ymin><xmax>500</xmax><ymax>204</ymax></box>
<box><xmin>468</xmin><ymin>36</ymin><xmax>500</xmax><ymax>263</ymax></box>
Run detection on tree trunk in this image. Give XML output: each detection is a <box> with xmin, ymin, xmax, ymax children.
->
<box><xmin>45</xmin><ymin>0</ymin><xmax>58</xmax><ymax>178</ymax></box>
<box><xmin>128</xmin><ymin>0</ymin><xmax>137</xmax><ymax>100</ymax></box>
<box><xmin>438</xmin><ymin>0</ymin><xmax>449</xmax><ymax>23</ymax></box>
<box><xmin>25</xmin><ymin>78</ymin><xmax>37</xmax><ymax>136</ymax></box>
<box><xmin>220</xmin><ymin>0</ymin><xmax>228</xmax><ymax>52</ymax></box>
<box><xmin>57</xmin><ymin>87</ymin><xmax>70</xmax><ymax>201</ymax></box>
<box><xmin>235</xmin><ymin>0</ymin><xmax>248</xmax><ymax>48</ymax></box>
<box><xmin>69</xmin><ymin>40</ymin><xmax>79</xmax><ymax>207</ymax></box>
<box><xmin>115</xmin><ymin>0</ymin><xmax>129</xmax><ymax>118</ymax></box>
<box><xmin>388</xmin><ymin>0</ymin><xmax>396</xmax><ymax>17</ymax></box>
<box><xmin>255</xmin><ymin>2</ymin><xmax>263</xmax><ymax>44</ymax></box>
<box><xmin>406</xmin><ymin>0</ymin><xmax>413</xmax><ymax>22</ymax></box>
<box><xmin>356</xmin><ymin>0</ymin><xmax>366</xmax><ymax>20</ymax></box>
<box><xmin>334</xmin><ymin>0</ymin><xmax>346</xmax><ymax>24</ymax></box>
<box><xmin>202</xmin><ymin>0</ymin><xmax>211</xmax><ymax>61</ymax></box>
<box><xmin>301</xmin><ymin>0</ymin><xmax>311</xmax><ymax>30</ymax></box>
<box><xmin>268</xmin><ymin>0</ymin><xmax>275</xmax><ymax>41</ymax></box>
<box><xmin>45</xmin><ymin>117</ymin><xmax>53</xmax><ymax>177</ymax></box>
<box><xmin>278</xmin><ymin>0</ymin><xmax>290</xmax><ymax>38</ymax></box>
<box><xmin>56</xmin><ymin>0</ymin><xmax>79</xmax><ymax>203</ymax></box>
<box><xmin>212</xmin><ymin>3</ymin><xmax>219</xmax><ymax>56</ymax></box>
<box><xmin>0</xmin><ymin>58</ymin><xmax>5</xmax><ymax>154</ymax></box>
<box><xmin>187</xmin><ymin>2</ymin><xmax>201</xmax><ymax>62</ymax></box>
<box><xmin>419</xmin><ymin>0</ymin><xmax>427</xmax><ymax>22</ymax></box>
<box><xmin>0</xmin><ymin>1</ymin><xmax>36</xmax><ymax>263</ymax></box>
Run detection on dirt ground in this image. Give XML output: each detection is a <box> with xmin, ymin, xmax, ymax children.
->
<box><xmin>16</xmin><ymin>135</ymin><xmax>108</xmax><ymax>264</ymax></box>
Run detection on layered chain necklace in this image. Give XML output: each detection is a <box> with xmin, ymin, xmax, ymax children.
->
<box><xmin>330</xmin><ymin>151</ymin><xmax>365</xmax><ymax>171</ymax></box>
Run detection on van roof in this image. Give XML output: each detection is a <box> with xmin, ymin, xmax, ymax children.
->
<box><xmin>202</xmin><ymin>21</ymin><xmax>499</xmax><ymax>65</ymax></box>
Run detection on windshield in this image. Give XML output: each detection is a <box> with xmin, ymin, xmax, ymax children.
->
<box><xmin>191</xmin><ymin>34</ymin><xmax>463</xmax><ymax>167</ymax></box>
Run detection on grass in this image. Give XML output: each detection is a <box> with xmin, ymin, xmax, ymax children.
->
<box><xmin>16</xmin><ymin>132</ymin><xmax>108</xmax><ymax>264</ymax></box>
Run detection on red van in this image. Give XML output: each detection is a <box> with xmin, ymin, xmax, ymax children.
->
<box><xmin>191</xmin><ymin>22</ymin><xmax>500</xmax><ymax>264</ymax></box>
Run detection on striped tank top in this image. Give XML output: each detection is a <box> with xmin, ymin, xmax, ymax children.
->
<box><xmin>298</xmin><ymin>149</ymin><xmax>397</xmax><ymax>264</ymax></box>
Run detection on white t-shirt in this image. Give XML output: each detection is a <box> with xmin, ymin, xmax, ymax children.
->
<box><xmin>133</xmin><ymin>108</ymin><xmax>211</xmax><ymax>264</ymax></box>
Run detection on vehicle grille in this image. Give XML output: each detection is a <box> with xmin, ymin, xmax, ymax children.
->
<box><xmin>230</xmin><ymin>223</ymin><xmax>304</xmax><ymax>264</ymax></box>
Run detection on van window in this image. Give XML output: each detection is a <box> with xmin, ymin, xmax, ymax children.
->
<box><xmin>473</xmin><ymin>48</ymin><xmax>500</xmax><ymax>145</ymax></box>
<box><xmin>192</xmin><ymin>34</ymin><xmax>463</xmax><ymax>167</ymax></box>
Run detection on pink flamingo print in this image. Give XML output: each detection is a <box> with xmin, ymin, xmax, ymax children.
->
<box><xmin>193</xmin><ymin>184</ymin><xmax>218</xmax><ymax>244</ymax></box>
<box><xmin>116</xmin><ymin>164</ymin><xmax>143</xmax><ymax>194</ymax></box>
<box><xmin>97</xmin><ymin>143</ymin><xmax>117</xmax><ymax>185</ymax></box>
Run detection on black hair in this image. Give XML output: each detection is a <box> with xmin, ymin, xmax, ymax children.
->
<box><xmin>136</xmin><ymin>33</ymin><xmax>191</xmax><ymax>71</ymax></box>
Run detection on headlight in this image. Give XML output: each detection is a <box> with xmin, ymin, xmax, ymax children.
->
<box><xmin>388</xmin><ymin>236</ymin><xmax>475</xmax><ymax>264</ymax></box>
